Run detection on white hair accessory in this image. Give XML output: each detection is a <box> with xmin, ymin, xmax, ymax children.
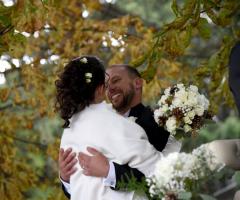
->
<box><xmin>85</xmin><ymin>72</ymin><xmax>92</xmax><ymax>83</ymax></box>
<box><xmin>80</xmin><ymin>57</ymin><xmax>88</xmax><ymax>64</ymax></box>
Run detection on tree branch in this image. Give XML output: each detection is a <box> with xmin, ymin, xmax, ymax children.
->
<box><xmin>0</xmin><ymin>103</ymin><xmax>13</xmax><ymax>111</ymax></box>
<box><xmin>100</xmin><ymin>4</ymin><xmax>159</xmax><ymax>29</ymax></box>
<box><xmin>0</xmin><ymin>25</ymin><xmax>14</xmax><ymax>36</ymax></box>
<box><xmin>2</xmin><ymin>133</ymin><xmax>47</xmax><ymax>149</ymax></box>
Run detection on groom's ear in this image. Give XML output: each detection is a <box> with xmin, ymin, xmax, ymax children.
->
<box><xmin>134</xmin><ymin>78</ymin><xmax>143</xmax><ymax>90</ymax></box>
<box><xmin>99</xmin><ymin>84</ymin><xmax>105</xmax><ymax>94</ymax></box>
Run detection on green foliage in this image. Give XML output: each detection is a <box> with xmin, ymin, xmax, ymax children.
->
<box><xmin>116</xmin><ymin>173</ymin><xmax>149</xmax><ymax>197</ymax></box>
<box><xmin>197</xmin><ymin>18</ymin><xmax>211</xmax><ymax>39</ymax></box>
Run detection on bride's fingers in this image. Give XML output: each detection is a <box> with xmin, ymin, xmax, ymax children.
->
<box><xmin>78</xmin><ymin>153</ymin><xmax>87</xmax><ymax>169</ymax></box>
<box><xmin>67</xmin><ymin>166</ymin><xmax>78</xmax><ymax>176</ymax></box>
<box><xmin>62</xmin><ymin>148</ymin><xmax>73</xmax><ymax>161</ymax></box>
<box><xmin>64</xmin><ymin>152</ymin><xmax>76</xmax><ymax>164</ymax></box>
<box><xmin>87</xmin><ymin>147</ymin><xmax>100</xmax><ymax>155</ymax></box>
<box><xmin>65</xmin><ymin>157</ymin><xmax>78</xmax><ymax>171</ymax></box>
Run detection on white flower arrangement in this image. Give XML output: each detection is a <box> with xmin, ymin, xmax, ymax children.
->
<box><xmin>154</xmin><ymin>84</ymin><xmax>212</xmax><ymax>139</ymax></box>
<box><xmin>147</xmin><ymin>145</ymin><xmax>224</xmax><ymax>199</ymax></box>
<box><xmin>147</xmin><ymin>152</ymin><xmax>199</xmax><ymax>197</ymax></box>
<box><xmin>192</xmin><ymin>144</ymin><xmax>225</xmax><ymax>172</ymax></box>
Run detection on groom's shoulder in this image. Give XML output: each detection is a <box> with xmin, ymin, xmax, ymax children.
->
<box><xmin>141</xmin><ymin>107</ymin><xmax>154</xmax><ymax>122</ymax></box>
<box><xmin>138</xmin><ymin>104</ymin><xmax>154</xmax><ymax>119</ymax></box>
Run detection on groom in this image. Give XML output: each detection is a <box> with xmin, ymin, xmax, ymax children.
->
<box><xmin>59</xmin><ymin>64</ymin><xmax>181</xmax><ymax>198</ymax></box>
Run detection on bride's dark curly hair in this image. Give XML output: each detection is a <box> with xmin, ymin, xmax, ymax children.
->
<box><xmin>55</xmin><ymin>56</ymin><xmax>105</xmax><ymax>128</ymax></box>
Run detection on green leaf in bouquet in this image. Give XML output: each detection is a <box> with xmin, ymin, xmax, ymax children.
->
<box><xmin>175</xmin><ymin>128</ymin><xmax>192</xmax><ymax>140</ymax></box>
<box><xmin>199</xmin><ymin>194</ymin><xmax>217</xmax><ymax>200</ymax></box>
<box><xmin>177</xmin><ymin>191</ymin><xmax>192</xmax><ymax>199</ymax></box>
<box><xmin>175</xmin><ymin>128</ymin><xmax>185</xmax><ymax>140</ymax></box>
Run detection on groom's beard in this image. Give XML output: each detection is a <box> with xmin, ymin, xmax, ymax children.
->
<box><xmin>112</xmin><ymin>84</ymin><xmax>135</xmax><ymax>113</ymax></box>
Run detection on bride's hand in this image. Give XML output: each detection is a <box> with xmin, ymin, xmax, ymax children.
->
<box><xmin>78</xmin><ymin>147</ymin><xmax>110</xmax><ymax>178</ymax></box>
<box><xmin>59</xmin><ymin>148</ymin><xmax>78</xmax><ymax>183</ymax></box>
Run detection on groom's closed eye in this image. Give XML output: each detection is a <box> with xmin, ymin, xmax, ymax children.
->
<box><xmin>111</xmin><ymin>77</ymin><xmax>121</xmax><ymax>84</ymax></box>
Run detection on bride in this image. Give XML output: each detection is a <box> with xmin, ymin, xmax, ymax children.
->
<box><xmin>55</xmin><ymin>56</ymin><xmax>166</xmax><ymax>200</ymax></box>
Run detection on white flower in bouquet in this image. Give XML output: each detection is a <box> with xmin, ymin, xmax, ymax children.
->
<box><xmin>164</xmin><ymin>87</ymin><xmax>171</xmax><ymax>96</ymax></box>
<box><xmin>176</xmin><ymin>83</ymin><xmax>185</xmax><ymax>89</ymax></box>
<box><xmin>158</xmin><ymin>94</ymin><xmax>169</xmax><ymax>105</ymax></box>
<box><xmin>192</xmin><ymin>144</ymin><xmax>225</xmax><ymax>171</ymax></box>
<box><xmin>199</xmin><ymin>94</ymin><xmax>210</xmax><ymax>110</ymax></box>
<box><xmin>189</xmin><ymin>85</ymin><xmax>198</xmax><ymax>93</ymax></box>
<box><xmin>183</xmin><ymin>116</ymin><xmax>192</xmax><ymax>124</ymax></box>
<box><xmin>154</xmin><ymin>110</ymin><xmax>163</xmax><ymax>122</ymax></box>
<box><xmin>186</xmin><ymin>93</ymin><xmax>198</xmax><ymax>107</ymax></box>
<box><xmin>148</xmin><ymin>152</ymin><xmax>199</xmax><ymax>198</ymax></box>
<box><xmin>184</xmin><ymin>124</ymin><xmax>192</xmax><ymax>133</ymax></box>
<box><xmin>166</xmin><ymin>117</ymin><xmax>177</xmax><ymax>135</ymax></box>
<box><xmin>187</xmin><ymin>110</ymin><xmax>195</xmax><ymax>120</ymax></box>
<box><xmin>154</xmin><ymin>84</ymin><xmax>212</xmax><ymax>139</ymax></box>
<box><xmin>148</xmin><ymin>149</ymin><xmax>225</xmax><ymax>199</ymax></box>
<box><xmin>171</xmin><ymin>97</ymin><xmax>183</xmax><ymax>108</ymax></box>
<box><xmin>194</xmin><ymin>106</ymin><xmax>204</xmax><ymax>117</ymax></box>
<box><xmin>174</xmin><ymin>90</ymin><xmax>188</xmax><ymax>107</ymax></box>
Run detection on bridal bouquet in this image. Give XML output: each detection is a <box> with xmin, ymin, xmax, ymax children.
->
<box><xmin>154</xmin><ymin>84</ymin><xmax>212</xmax><ymax>139</ymax></box>
<box><xmin>147</xmin><ymin>152</ymin><xmax>199</xmax><ymax>199</ymax></box>
<box><xmin>147</xmin><ymin>145</ymin><xmax>224</xmax><ymax>199</ymax></box>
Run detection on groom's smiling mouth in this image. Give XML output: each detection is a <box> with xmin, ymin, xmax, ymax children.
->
<box><xmin>112</xmin><ymin>94</ymin><xmax>121</xmax><ymax>100</ymax></box>
<box><xmin>110</xmin><ymin>93</ymin><xmax>122</xmax><ymax>103</ymax></box>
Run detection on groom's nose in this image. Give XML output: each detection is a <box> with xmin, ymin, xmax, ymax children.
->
<box><xmin>107</xmin><ymin>82</ymin><xmax>116</xmax><ymax>93</ymax></box>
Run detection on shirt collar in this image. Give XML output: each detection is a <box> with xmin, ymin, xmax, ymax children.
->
<box><xmin>123</xmin><ymin>110</ymin><xmax>130</xmax><ymax>117</ymax></box>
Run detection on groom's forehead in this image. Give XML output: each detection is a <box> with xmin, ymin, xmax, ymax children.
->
<box><xmin>106</xmin><ymin>66</ymin><xmax>128</xmax><ymax>77</ymax></box>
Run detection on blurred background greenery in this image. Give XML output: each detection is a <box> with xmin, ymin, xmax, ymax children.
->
<box><xmin>0</xmin><ymin>0</ymin><xmax>239</xmax><ymax>199</ymax></box>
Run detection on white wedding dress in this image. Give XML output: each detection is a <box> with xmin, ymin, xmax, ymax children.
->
<box><xmin>60</xmin><ymin>101</ymin><xmax>163</xmax><ymax>200</ymax></box>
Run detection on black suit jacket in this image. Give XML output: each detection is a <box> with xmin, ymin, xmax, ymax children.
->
<box><xmin>113</xmin><ymin>103</ymin><xmax>170</xmax><ymax>187</ymax></box>
<box><xmin>62</xmin><ymin>103</ymin><xmax>170</xmax><ymax>198</ymax></box>
<box><xmin>229</xmin><ymin>42</ymin><xmax>240</xmax><ymax>115</ymax></box>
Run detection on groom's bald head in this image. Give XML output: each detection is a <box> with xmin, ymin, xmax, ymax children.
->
<box><xmin>109</xmin><ymin>64</ymin><xmax>141</xmax><ymax>79</ymax></box>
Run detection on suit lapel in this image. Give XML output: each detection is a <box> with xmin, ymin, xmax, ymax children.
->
<box><xmin>129</xmin><ymin>103</ymin><xmax>146</xmax><ymax>127</ymax></box>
